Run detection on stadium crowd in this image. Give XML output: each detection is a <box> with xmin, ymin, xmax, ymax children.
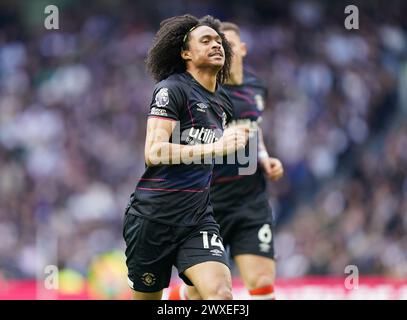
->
<box><xmin>0</xmin><ymin>0</ymin><xmax>406</xmax><ymax>280</ymax></box>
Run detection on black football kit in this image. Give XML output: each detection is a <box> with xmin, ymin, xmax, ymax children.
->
<box><xmin>123</xmin><ymin>72</ymin><xmax>233</xmax><ymax>292</ymax></box>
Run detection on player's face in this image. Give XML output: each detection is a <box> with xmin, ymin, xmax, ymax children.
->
<box><xmin>223</xmin><ymin>30</ymin><xmax>247</xmax><ymax>69</ymax></box>
<box><xmin>182</xmin><ymin>26</ymin><xmax>225</xmax><ymax>70</ymax></box>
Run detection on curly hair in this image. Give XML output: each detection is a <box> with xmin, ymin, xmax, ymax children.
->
<box><xmin>146</xmin><ymin>14</ymin><xmax>232</xmax><ymax>84</ymax></box>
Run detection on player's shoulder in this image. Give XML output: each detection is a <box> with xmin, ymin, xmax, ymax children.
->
<box><xmin>155</xmin><ymin>73</ymin><xmax>188</xmax><ymax>91</ymax></box>
<box><xmin>243</xmin><ymin>69</ymin><xmax>267</xmax><ymax>90</ymax></box>
<box><xmin>153</xmin><ymin>73</ymin><xmax>189</xmax><ymax>103</ymax></box>
<box><xmin>243</xmin><ymin>68</ymin><xmax>269</xmax><ymax>102</ymax></box>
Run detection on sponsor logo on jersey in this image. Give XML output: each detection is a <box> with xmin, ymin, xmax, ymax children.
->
<box><xmin>155</xmin><ymin>88</ymin><xmax>169</xmax><ymax>107</ymax></box>
<box><xmin>186</xmin><ymin>127</ymin><xmax>219</xmax><ymax>144</ymax></box>
<box><xmin>150</xmin><ymin>107</ymin><xmax>168</xmax><ymax>116</ymax></box>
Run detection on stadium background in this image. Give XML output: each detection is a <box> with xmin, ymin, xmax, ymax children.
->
<box><xmin>0</xmin><ymin>0</ymin><xmax>406</xmax><ymax>299</ymax></box>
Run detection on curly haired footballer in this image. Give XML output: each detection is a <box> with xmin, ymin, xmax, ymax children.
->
<box><xmin>146</xmin><ymin>14</ymin><xmax>232</xmax><ymax>83</ymax></box>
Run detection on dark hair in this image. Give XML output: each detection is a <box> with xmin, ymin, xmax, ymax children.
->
<box><xmin>220</xmin><ymin>22</ymin><xmax>240</xmax><ymax>36</ymax></box>
<box><xmin>146</xmin><ymin>14</ymin><xmax>232</xmax><ymax>83</ymax></box>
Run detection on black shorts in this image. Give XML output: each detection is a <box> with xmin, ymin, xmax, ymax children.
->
<box><xmin>123</xmin><ymin>208</ymin><xmax>230</xmax><ymax>292</ymax></box>
<box><xmin>214</xmin><ymin>197</ymin><xmax>275</xmax><ymax>260</ymax></box>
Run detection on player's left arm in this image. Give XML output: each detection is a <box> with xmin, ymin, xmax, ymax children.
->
<box><xmin>258</xmin><ymin>126</ymin><xmax>284</xmax><ymax>181</ymax></box>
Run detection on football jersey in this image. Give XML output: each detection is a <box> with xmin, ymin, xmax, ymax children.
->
<box><xmin>210</xmin><ymin>70</ymin><xmax>269</xmax><ymax>212</ymax></box>
<box><xmin>128</xmin><ymin>72</ymin><xmax>233</xmax><ymax>226</ymax></box>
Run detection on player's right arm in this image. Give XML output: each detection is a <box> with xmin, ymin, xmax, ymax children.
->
<box><xmin>144</xmin><ymin>117</ymin><xmax>249</xmax><ymax>166</ymax></box>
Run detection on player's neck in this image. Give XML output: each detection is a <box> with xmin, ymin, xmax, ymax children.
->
<box><xmin>187</xmin><ymin>68</ymin><xmax>218</xmax><ymax>93</ymax></box>
<box><xmin>226</xmin><ymin>66</ymin><xmax>243</xmax><ymax>85</ymax></box>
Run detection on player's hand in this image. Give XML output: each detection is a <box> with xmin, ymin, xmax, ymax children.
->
<box><xmin>260</xmin><ymin>157</ymin><xmax>284</xmax><ymax>181</ymax></box>
<box><xmin>214</xmin><ymin>124</ymin><xmax>250</xmax><ymax>156</ymax></box>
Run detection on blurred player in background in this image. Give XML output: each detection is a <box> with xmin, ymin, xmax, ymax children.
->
<box><xmin>123</xmin><ymin>15</ymin><xmax>250</xmax><ymax>300</ymax></box>
<box><xmin>169</xmin><ymin>22</ymin><xmax>283</xmax><ymax>300</ymax></box>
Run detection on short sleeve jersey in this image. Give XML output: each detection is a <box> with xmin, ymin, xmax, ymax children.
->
<box><xmin>130</xmin><ymin>72</ymin><xmax>233</xmax><ymax>226</ymax></box>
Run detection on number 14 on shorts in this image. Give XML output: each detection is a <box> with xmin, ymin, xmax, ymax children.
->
<box><xmin>200</xmin><ymin>231</ymin><xmax>225</xmax><ymax>252</ymax></box>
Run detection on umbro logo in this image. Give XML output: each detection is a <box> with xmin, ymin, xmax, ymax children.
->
<box><xmin>210</xmin><ymin>249</ymin><xmax>223</xmax><ymax>256</ymax></box>
<box><xmin>196</xmin><ymin>103</ymin><xmax>208</xmax><ymax>113</ymax></box>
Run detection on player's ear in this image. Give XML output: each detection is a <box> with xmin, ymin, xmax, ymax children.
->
<box><xmin>181</xmin><ymin>49</ymin><xmax>192</xmax><ymax>61</ymax></box>
<box><xmin>240</xmin><ymin>42</ymin><xmax>247</xmax><ymax>58</ymax></box>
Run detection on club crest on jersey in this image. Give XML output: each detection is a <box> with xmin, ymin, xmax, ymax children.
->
<box><xmin>255</xmin><ymin>94</ymin><xmax>264</xmax><ymax>111</ymax></box>
<box><xmin>196</xmin><ymin>103</ymin><xmax>208</xmax><ymax>113</ymax></box>
<box><xmin>155</xmin><ymin>88</ymin><xmax>169</xmax><ymax>108</ymax></box>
